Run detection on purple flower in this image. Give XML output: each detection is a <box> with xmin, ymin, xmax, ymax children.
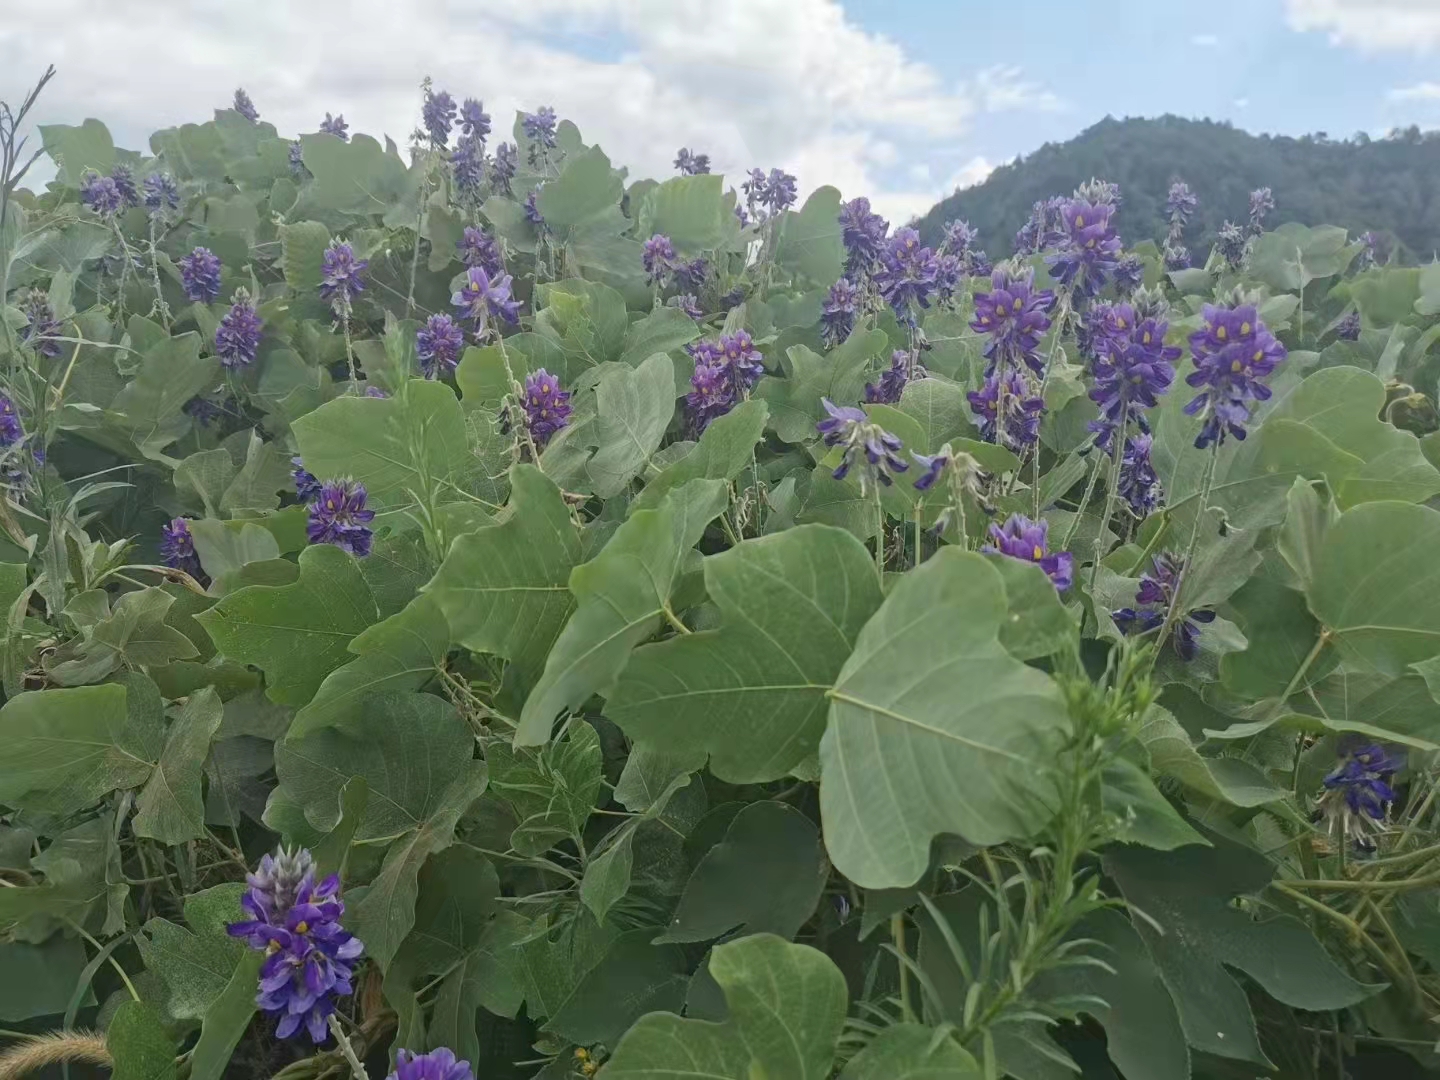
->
<box><xmin>452</xmin><ymin>266</ymin><xmax>520</xmax><ymax>330</ymax></box>
<box><xmin>1166</xmin><ymin>182</ymin><xmax>1197</xmax><ymax>229</ymax></box>
<box><xmin>523</xmin><ymin>369</ymin><xmax>572</xmax><ymax>447</ymax></box>
<box><xmin>1014</xmin><ymin>196</ymin><xmax>1066</xmax><ymax>256</ymax></box>
<box><xmin>523</xmin><ymin>107</ymin><xmax>558</xmax><ymax>161</ymax></box>
<box><xmin>687</xmin><ymin>345</ymin><xmax>734</xmax><ymax>434</ymax></box>
<box><xmin>983</xmin><ymin>514</ymin><xmax>1072</xmax><ymax>591</ymax></box>
<box><xmin>143</xmin><ymin>172</ymin><xmax>179</xmax><ymax>217</ymax></box>
<box><xmin>364</xmin><ymin>385</ymin><xmax>389</xmax><ymax>398</ymax></box>
<box><xmin>20</xmin><ymin>292</ymin><xmax>61</xmax><ymax>359</ymax></box>
<box><xmin>422</xmin><ymin>87</ymin><xmax>456</xmax><ymax>147</ymax></box>
<box><xmin>1335</xmin><ymin>310</ymin><xmax>1362</xmax><ymax>341</ymax></box>
<box><xmin>1163</xmin><ymin>243</ymin><xmax>1191</xmax><ymax>272</ymax></box>
<box><xmin>876</xmin><ymin>227</ymin><xmax>940</xmax><ymax>319</ymax></box>
<box><xmin>1111</xmin><ymin>552</ymin><xmax>1214</xmax><ymax>659</ymax></box>
<box><xmin>523</xmin><ymin>190</ymin><xmax>545</xmax><ymax>227</ymax></box>
<box><xmin>1355</xmin><ymin>231</ymin><xmax>1386</xmax><ymax>272</ymax></box>
<box><xmin>319</xmin><ymin>113</ymin><xmax>349</xmax><ymax>141</ymax></box>
<box><xmin>109</xmin><ymin>165</ymin><xmax>140</xmax><ymax>208</ymax></box>
<box><xmin>215</xmin><ymin>292</ymin><xmax>263</xmax><ymax>369</ymax></box>
<box><xmin>1184</xmin><ymin>303</ymin><xmax>1287</xmax><ymax>448</ymax></box>
<box><xmin>816</xmin><ymin>398</ymin><xmax>908</xmax><ymax>494</ymax></box>
<box><xmin>865</xmin><ymin>350</ymin><xmax>922</xmax><ymax>405</ymax></box>
<box><xmin>184</xmin><ymin>397</ymin><xmax>223</xmax><ymax>428</ymax></box>
<box><xmin>940</xmin><ymin>219</ymin><xmax>978</xmax><ymax>259</ymax></box>
<box><xmin>0</xmin><ymin>396</ymin><xmax>24</xmax><ymax>449</ymax></box>
<box><xmin>742</xmin><ymin>167</ymin><xmax>797</xmax><ymax>219</ymax></box>
<box><xmin>643</xmin><ymin>234</ymin><xmax>678</xmax><ymax>285</ymax></box>
<box><xmin>179</xmin><ymin>247</ymin><xmax>223</xmax><ymax>304</ymax></box>
<box><xmin>459</xmin><ymin>99</ymin><xmax>490</xmax><ymax>141</ymax></box>
<box><xmin>490</xmin><ymin>143</ymin><xmax>517</xmax><ymax>194</ymax></box>
<box><xmin>80</xmin><ymin>171</ymin><xmax>124</xmax><ymax>217</ymax></box>
<box><xmin>1319</xmin><ymin>741</ymin><xmax>1401</xmax><ymax>849</ymax></box>
<box><xmin>720</xmin><ymin>331</ymin><xmax>765</xmax><ymax>385</ymax></box>
<box><xmin>450</xmin><ymin>136</ymin><xmax>485</xmax><ymax>197</ymax></box>
<box><xmin>319</xmin><ymin>240</ymin><xmax>368</xmax><ymax>311</ymax></box>
<box><xmin>1214</xmin><ymin>223</ymin><xmax>1247</xmax><ymax>270</ymax></box>
<box><xmin>160</xmin><ymin>517</ymin><xmax>204</xmax><ymax>579</ymax></box>
<box><xmin>839</xmin><ymin>196</ymin><xmax>889</xmax><ymax>278</ymax></box>
<box><xmin>457</xmin><ymin>227</ymin><xmax>504</xmax><ymax>277</ymax></box>
<box><xmin>416</xmin><ymin>314</ymin><xmax>465</xmax><ymax>378</ymax></box>
<box><xmin>292</xmin><ymin>458</ymin><xmax>322</xmax><ymax>503</ymax></box>
<box><xmin>1117</xmin><ymin>432</ymin><xmax>1163</xmax><ymax>516</ymax></box>
<box><xmin>1247</xmin><ymin>187</ymin><xmax>1274</xmax><ymax>235</ymax></box>
<box><xmin>1046</xmin><ymin>198</ymin><xmax>1122</xmax><ymax>299</ymax></box>
<box><xmin>968</xmin><ymin>369</ymin><xmax>1044</xmax><ymax>452</ymax></box>
<box><xmin>289</xmin><ymin>141</ymin><xmax>305</xmax><ymax>176</ymax></box>
<box><xmin>1087</xmin><ymin>304</ymin><xmax>1179</xmax><ymax>448</ymax></box>
<box><xmin>911</xmin><ymin>450</ymin><xmax>949</xmax><ymax>492</ymax></box>
<box><xmin>971</xmin><ymin>267</ymin><xmax>1057</xmax><ymax>377</ymax></box>
<box><xmin>674</xmin><ymin>148</ymin><xmax>711</xmax><ymax>175</ymax></box>
<box><xmin>233</xmin><ymin>89</ymin><xmax>259</xmax><ymax>123</ymax></box>
<box><xmin>226</xmin><ymin>847</ymin><xmax>363</xmax><ymax>1044</ymax></box>
<box><xmin>1114</xmin><ymin>253</ymin><xmax>1144</xmax><ymax>295</ymax></box>
<box><xmin>307</xmin><ymin>479</ymin><xmax>375</xmax><ymax>557</ymax></box>
<box><xmin>820</xmin><ymin>278</ymin><xmax>858</xmax><ymax>348</ymax></box>
<box><xmin>671</xmin><ymin>293</ymin><xmax>703</xmax><ymax>320</ymax></box>
<box><xmin>389</xmin><ymin>1048</ymin><xmax>475</xmax><ymax>1080</ymax></box>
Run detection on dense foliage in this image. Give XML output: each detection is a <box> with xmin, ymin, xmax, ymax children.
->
<box><xmin>917</xmin><ymin>115</ymin><xmax>1440</xmax><ymax>262</ymax></box>
<box><xmin>2</xmin><ymin>68</ymin><xmax>1440</xmax><ymax>1080</ymax></box>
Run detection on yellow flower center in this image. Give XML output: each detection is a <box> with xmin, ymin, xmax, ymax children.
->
<box><xmin>1231</xmin><ymin>359</ymin><xmax>1243</xmax><ymax>372</ymax></box>
<box><xmin>1216</xmin><ymin>326</ymin><xmax>1227</xmax><ymax>340</ymax></box>
<box><xmin>1032</xmin><ymin>545</ymin><xmax>1044</xmax><ymax>560</ymax></box>
<box><xmin>294</xmin><ymin>920</ymin><xmax>309</xmax><ymax>934</ymax></box>
<box><xmin>1240</xmin><ymin>322</ymin><xmax>1251</xmax><ymax>335</ymax></box>
<box><xmin>1076</xmin><ymin>215</ymin><xmax>1085</xmax><ymax>227</ymax></box>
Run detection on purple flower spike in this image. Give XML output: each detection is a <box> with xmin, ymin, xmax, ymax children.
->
<box><xmin>820</xmin><ymin>278</ymin><xmax>858</xmax><ymax>348</ymax></box>
<box><xmin>80</xmin><ymin>171</ymin><xmax>124</xmax><ymax>218</ymax></box>
<box><xmin>1335</xmin><ymin>310</ymin><xmax>1362</xmax><ymax>341</ymax></box>
<box><xmin>452</xmin><ymin>266</ymin><xmax>520</xmax><ymax>331</ymax></box>
<box><xmin>490</xmin><ymin>143</ymin><xmax>517</xmax><ymax>194</ymax></box>
<box><xmin>143</xmin><ymin>172</ymin><xmax>179</xmax><ymax>217</ymax></box>
<box><xmin>982</xmin><ymin>514</ymin><xmax>1072</xmax><ymax>591</ymax></box>
<box><xmin>971</xmin><ymin>266</ymin><xmax>1056</xmax><ymax>377</ymax></box>
<box><xmin>319</xmin><ymin>113</ymin><xmax>349</xmax><ymax>141</ymax></box>
<box><xmin>523</xmin><ymin>368</ymin><xmax>572</xmax><ymax>447</ymax></box>
<box><xmin>215</xmin><ymin>291</ymin><xmax>263</xmax><ymax>369</ymax></box>
<box><xmin>233</xmin><ymin>88</ymin><xmax>259</xmax><ymax>123</ymax></box>
<box><xmin>422</xmin><ymin>87</ymin><xmax>457</xmax><ymax>147</ymax></box>
<box><xmin>416</xmin><ymin>313</ymin><xmax>465</xmax><ymax>379</ymax></box>
<box><xmin>450</xmin><ymin>136</ymin><xmax>485</xmax><ymax>196</ymax></box>
<box><xmin>643</xmin><ymin>234</ymin><xmax>678</xmax><ymax>285</ymax></box>
<box><xmin>20</xmin><ymin>292</ymin><xmax>61</xmax><ymax>359</ymax></box>
<box><xmin>876</xmin><ymin>227</ymin><xmax>940</xmax><ymax>320</ymax></box>
<box><xmin>865</xmin><ymin>350</ymin><xmax>922</xmax><ymax>405</ymax></box>
<box><xmin>292</xmin><ymin>458</ymin><xmax>322</xmax><ymax>503</ymax></box>
<box><xmin>1046</xmin><ymin>197</ymin><xmax>1122</xmax><ymax>299</ymax></box>
<box><xmin>459</xmin><ymin>99</ymin><xmax>491</xmax><ymax>141</ymax></box>
<box><xmin>0</xmin><ymin>396</ymin><xmax>24</xmax><ymax>449</ymax></box>
<box><xmin>523</xmin><ymin>106</ymin><xmax>558</xmax><ymax>148</ymax></box>
<box><xmin>1111</xmin><ymin>552</ymin><xmax>1213</xmax><ymax>659</ymax></box>
<box><xmin>1087</xmin><ymin>303</ymin><xmax>1179</xmax><ymax>450</ymax></box>
<box><xmin>109</xmin><ymin>165</ymin><xmax>140</xmax><ymax>209</ymax></box>
<box><xmin>674</xmin><ymin>148</ymin><xmax>711</xmax><ymax>175</ymax></box>
<box><xmin>160</xmin><ymin>517</ymin><xmax>204</xmax><ymax>580</ymax></box>
<box><xmin>389</xmin><ymin>1048</ymin><xmax>475</xmax><ymax>1080</ymax></box>
<box><xmin>1318</xmin><ymin>741</ymin><xmax>1401</xmax><ymax>850</ymax></box>
<box><xmin>1248</xmin><ymin>187</ymin><xmax>1274</xmax><ymax>235</ymax></box>
<box><xmin>816</xmin><ymin>398</ymin><xmax>908</xmax><ymax>494</ymax></box>
<box><xmin>319</xmin><ymin>240</ymin><xmax>368</xmax><ymax>311</ymax></box>
<box><xmin>1214</xmin><ymin>223</ymin><xmax>1247</xmax><ymax>270</ymax></box>
<box><xmin>457</xmin><ymin>226</ymin><xmax>504</xmax><ymax>277</ymax></box>
<box><xmin>1117</xmin><ymin>432</ymin><xmax>1163</xmax><ymax>516</ymax></box>
<box><xmin>968</xmin><ymin>369</ymin><xmax>1044</xmax><ymax>452</ymax></box>
<box><xmin>179</xmin><ymin>247</ymin><xmax>223</xmax><ymax>304</ymax></box>
<box><xmin>1183</xmin><ymin>302</ymin><xmax>1286</xmax><ymax>449</ymax></box>
<box><xmin>839</xmin><ymin>196</ymin><xmax>890</xmax><ymax>278</ymax></box>
<box><xmin>306</xmin><ymin>479</ymin><xmax>375</xmax><ymax>557</ymax></box>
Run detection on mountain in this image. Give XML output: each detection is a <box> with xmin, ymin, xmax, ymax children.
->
<box><xmin>914</xmin><ymin>115</ymin><xmax>1440</xmax><ymax>263</ymax></box>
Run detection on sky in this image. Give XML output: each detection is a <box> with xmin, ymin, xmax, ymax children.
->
<box><xmin>3</xmin><ymin>0</ymin><xmax>1440</xmax><ymax>224</ymax></box>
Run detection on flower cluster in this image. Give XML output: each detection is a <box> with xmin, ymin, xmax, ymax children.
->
<box><xmin>817</xmin><ymin>399</ymin><xmax>908</xmax><ymax>494</ymax></box>
<box><xmin>0</xmin><ymin>395</ymin><xmax>24</xmax><ymax>450</ymax></box>
<box><xmin>1113</xmin><ymin>253</ymin><xmax>1144</xmax><ymax>296</ymax></box>
<box><xmin>1046</xmin><ymin>197</ymin><xmax>1123</xmax><ymax>299</ymax></box>
<box><xmin>306</xmin><ymin>479</ymin><xmax>376</xmax><ymax>557</ymax></box>
<box><xmin>1214</xmin><ymin>222</ymin><xmax>1247</xmax><ymax>270</ymax></box>
<box><xmin>227</xmin><ymin>847</ymin><xmax>363</xmax><ymax>1043</ymax></box>
<box><xmin>452</xmin><ymin>266</ymin><xmax>520</xmax><ymax>333</ymax></box>
<box><xmin>110</xmin><ymin>165</ymin><xmax>140</xmax><ymax>209</ymax></box>
<box><xmin>422</xmin><ymin>86</ymin><xmax>457</xmax><ymax>147</ymax></box>
<box><xmin>1317</xmin><ymin>741</ymin><xmax>1401</xmax><ymax>850</ymax></box>
<box><xmin>179</xmin><ymin>247</ymin><xmax>223</xmax><ymax>303</ymax></box>
<box><xmin>939</xmin><ymin>218</ymin><xmax>990</xmax><ymax>277</ymax></box>
<box><xmin>80</xmin><ymin>170</ymin><xmax>125</xmax><ymax>218</ymax></box>
<box><xmin>523</xmin><ymin>190</ymin><xmax>545</xmax><ymax>227</ymax></box>
<box><xmin>820</xmin><ymin>278</ymin><xmax>858</xmax><ymax>347</ymax></box>
<box><xmin>389</xmin><ymin>1049</ymin><xmax>475</xmax><ymax>1080</ymax></box>
<box><xmin>292</xmin><ymin>458</ymin><xmax>322</xmax><ymax>503</ymax></box>
<box><xmin>1354</xmin><ymin>230</ymin><xmax>1386</xmax><ymax>272</ymax></box>
<box><xmin>741</xmin><ymin>167</ymin><xmax>797</xmax><ymax>221</ymax></box>
<box><xmin>319</xmin><ymin>240</ymin><xmax>367</xmax><ymax>313</ymax></box>
<box><xmin>1335</xmin><ymin>310</ymin><xmax>1362</xmax><ymax>341</ymax></box>
<box><xmin>1014</xmin><ymin>196</ymin><xmax>1066</xmax><ymax>256</ymax></box>
<box><xmin>1247</xmin><ymin>187</ymin><xmax>1274</xmax><ymax>235</ymax></box>
<box><xmin>674</xmin><ymin>148</ymin><xmax>710</xmax><ymax>175</ymax></box>
<box><xmin>450</xmin><ymin>137</ymin><xmax>485</xmax><ymax>198</ymax></box>
<box><xmin>523</xmin><ymin>106</ymin><xmax>558</xmax><ymax>163</ymax></box>
<box><xmin>416</xmin><ymin>314</ymin><xmax>465</xmax><ymax>379</ymax></box>
<box><xmin>865</xmin><ymin>350</ymin><xmax>923</xmax><ymax>405</ymax></box>
<box><xmin>839</xmin><ymin>196</ymin><xmax>889</xmax><ymax>279</ymax></box>
<box><xmin>968</xmin><ymin>370</ymin><xmax>1044</xmax><ymax>451</ymax></box>
<box><xmin>215</xmin><ymin>290</ymin><xmax>263</xmax><ymax>369</ymax></box>
<box><xmin>459</xmin><ymin>98</ymin><xmax>490</xmax><ymax>140</ymax></box>
<box><xmin>1111</xmin><ymin>553</ymin><xmax>1214</xmax><ymax>659</ymax></box>
<box><xmin>233</xmin><ymin>88</ymin><xmax>259</xmax><ymax>123</ymax></box>
<box><xmin>20</xmin><ymin>291</ymin><xmax>61</xmax><ymax>358</ymax></box>
<box><xmin>685</xmin><ymin>332</ymin><xmax>765</xmax><ymax>432</ymax></box>
<box><xmin>982</xmin><ymin>514</ymin><xmax>1072</xmax><ymax>591</ymax></box>
<box><xmin>1117</xmin><ymin>432</ymin><xmax>1163</xmax><ymax>516</ymax></box>
<box><xmin>1163</xmin><ymin>180</ymin><xmax>1196</xmax><ymax>270</ymax></box>
<box><xmin>971</xmin><ymin>266</ymin><xmax>1057</xmax><ymax>377</ymax></box>
<box><xmin>875</xmin><ymin>227</ymin><xmax>940</xmax><ymax>321</ymax></box>
<box><xmin>319</xmin><ymin>113</ymin><xmax>349</xmax><ymax>140</ymax></box>
<box><xmin>143</xmin><ymin>172</ymin><xmax>179</xmax><ymax>218</ymax></box>
<box><xmin>1183</xmin><ymin>302</ymin><xmax>1287</xmax><ymax>448</ymax></box>
<box><xmin>522</xmin><ymin>369</ymin><xmax>572</xmax><ymax>447</ymax></box>
<box><xmin>457</xmin><ymin>226</ymin><xmax>504</xmax><ymax>278</ymax></box>
<box><xmin>490</xmin><ymin>143</ymin><xmax>517</xmax><ymax>194</ymax></box>
<box><xmin>160</xmin><ymin>517</ymin><xmax>204</xmax><ymax>580</ymax></box>
<box><xmin>289</xmin><ymin>141</ymin><xmax>305</xmax><ymax>175</ymax></box>
<box><xmin>643</xmin><ymin>234</ymin><xmax>678</xmax><ymax>285</ymax></box>
<box><xmin>1086</xmin><ymin>302</ymin><xmax>1179</xmax><ymax>449</ymax></box>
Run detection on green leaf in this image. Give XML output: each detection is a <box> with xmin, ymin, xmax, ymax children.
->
<box><xmin>1221</xmin><ymin>576</ymin><xmax>1336</xmax><ymax>700</ymax></box>
<box><xmin>198</xmin><ymin>543</ymin><xmax>395</xmax><ymax>706</ymax></box>
<box><xmin>174</xmin><ymin>449</ymin><xmax>240</xmax><ymax>517</ymax></box>
<box><xmin>424</xmin><ymin>465</ymin><xmax>581</xmax><ymax>682</ymax></box>
<box><xmin>132</xmin><ymin>688</ymin><xmax>224</xmax><ymax>845</ymax></box>
<box><xmin>41</xmin><ymin>119</ymin><xmax>116</xmax><ymax>186</ymax></box>
<box><xmin>543</xmin><ymin>931</ymin><xmax>691</xmax><ymax>1048</ymax></box>
<box><xmin>46</xmin><ymin>588</ymin><xmax>199</xmax><ymax>686</ymax></box>
<box><xmin>1249</xmin><ymin>223</ymin><xmax>1354</xmax><ymax>292</ymax></box>
<box><xmin>109</xmin><ymin>333</ymin><xmax>220</xmax><ymax>453</ymax></box>
<box><xmin>837</xmin><ymin>1024</ymin><xmax>980</xmax><ymax>1079</ymax></box>
<box><xmin>632</xmin><ymin>399</ymin><xmax>767</xmax><ymax>513</ymax></box>
<box><xmin>517</xmin><ymin>479</ymin><xmax>729</xmax><ymax>745</ymax></box>
<box><xmin>990</xmin><ymin>557</ymin><xmax>1078</xmax><ymax>661</ymax></box>
<box><xmin>820</xmin><ymin>548</ymin><xmax>1069</xmax><ymax>888</ymax></box>
<box><xmin>756</xmin><ymin>330</ymin><xmax>888</xmax><ymax>443</ymax></box>
<box><xmin>601</xmin><ymin>934</ymin><xmax>847</xmax><ymax>1080</ymax></box>
<box><xmin>292</xmin><ymin>133</ymin><xmax>420</xmax><ymax>221</ymax></box>
<box><xmin>0</xmin><ymin>936</ymin><xmax>91</xmax><ymax>1021</ymax></box>
<box><xmin>187</xmin><ymin>950</ymin><xmax>262</xmax><ymax>1080</ymax></box>
<box><xmin>281</xmin><ymin>221</ymin><xmax>332</xmax><ymax>292</ymax></box>
<box><xmin>537</xmin><ymin>146</ymin><xmax>624</xmax><ymax>233</ymax></box>
<box><xmin>1102</xmin><ymin>757</ymin><xmax>1208</xmax><ymax>850</ymax></box>
<box><xmin>293</xmin><ymin>379</ymin><xmax>474</xmax><ymax>514</ymax></box>
<box><xmin>637</xmin><ymin>174</ymin><xmax>727</xmax><ymax>253</ymax></box>
<box><xmin>1134</xmin><ymin>707</ymin><xmax>1285</xmax><ymax>807</ymax></box>
<box><xmin>1105</xmin><ymin>834</ymin><xmax>1376</xmax><ymax>1065</ymax></box>
<box><xmin>189</xmin><ymin>520</ymin><xmax>282</xmax><ymax>592</ymax></box>
<box><xmin>493</xmin><ymin>721</ymin><xmax>604</xmax><ymax>853</ymax></box>
<box><xmin>137</xmin><ymin>884</ymin><xmax>247</xmax><ymax>1021</ymax></box>
<box><xmin>658</xmin><ymin>800</ymin><xmax>826</xmax><ymax>942</ymax></box>
<box><xmin>107</xmin><ymin>1000</ymin><xmax>177</xmax><ymax>1080</ymax></box>
<box><xmin>586</xmin><ymin>352</ymin><xmax>677</xmax><ymax>497</ymax></box>
<box><xmin>292</xmin><ymin>594</ymin><xmax>450</xmax><ymax>736</ymax></box>
<box><xmin>1307</xmin><ymin>501</ymin><xmax>1440</xmax><ymax>674</ymax></box>
<box><xmin>610</xmin><ymin>525</ymin><xmax>882</xmax><ymax>782</ymax></box>
<box><xmin>774</xmin><ymin>186</ymin><xmax>846</xmax><ymax>285</ymax></box>
<box><xmin>897</xmin><ymin>377</ymin><xmax>977</xmax><ymax>452</ymax></box>
<box><xmin>618</xmin><ymin>306</ymin><xmax>701</xmax><ymax>368</ymax></box>
<box><xmin>0</xmin><ymin>683</ymin><xmax>158</xmax><ymax>814</ymax></box>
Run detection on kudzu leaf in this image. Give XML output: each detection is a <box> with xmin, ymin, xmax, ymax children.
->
<box><xmin>109</xmin><ymin>332</ymin><xmax>219</xmax><ymax>453</ymax></box>
<box><xmin>1221</xmin><ymin>576</ymin><xmax>1336</xmax><ymax>700</ymax></box>
<box><xmin>517</xmin><ymin>479</ymin><xmax>729</xmax><ymax>745</ymax></box>
<box><xmin>618</xmin><ymin>306</ymin><xmax>702</xmax><ymax>368</ymax></box>
<box><xmin>187</xmin><ymin>949</ymin><xmax>262</xmax><ymax>1080</ymax></box>
<box><xmin>1134</xmin><ymin>706</ymin><xmax>1285</xmax><ymax>807</ymax></box>
<box><xmin>610</xmin><ymin>525</ymin><xmax>882</xmax><ymax>782</ymax></box>
<box><xmin>897</xmin><ymin>376</ymin><xmax>977</xmax><ymax>452</ymax></box>
<box><xmin>107</xmin><ymin>1000</ymin><xmax>177</xmax><ymax>1080</ymax></box>
<box><xmin>586</xmin><ymin>352</ymin><xmax>676</xmax><ymax>497</ymax></box>
<box><xmin>280</xmin><ymin>220</ymin><xmax>331</xmax><ymax>292</ymax></box>
<box><xmin>603</xmin><ymin>934</ymin><xmax>847</xmax><ymax>1080</ymax></box>
<box><xmin>990</xmin><ymin>556</ymin><xmax>1078</xmax><ymax>661</ymax></box>
<box><xmin>1101</xmin><ymin>757</ymin><xmax>1208</xmax><ymax>851</ymax></box>
<box><xmin>756</xmin><ymin>330</ymin><xmax>888</xmax><ymax>443</ymax></box>
<box><xmin>137</xmin><ymin>884</ymin><xmax>247</xmax><ymax>1022</ymax></box>
<box><xmin>424</xmin><ymin>465</ymin><xmax>581</xmax><ymax>683</ymax></box>
<box><xmin>630</xmin><ymin>398</ymin><xmax>768</xmax><ymax>513</ymax></box>
<box><xmin>636</xmin><ymin>173</ymin><xmax>727</xmax><ymax>253</ymax></box>
<box><xmin>0</xmin><ymin>936</ymin><xmax>91</xmax><ymax>1022</ymax></box>
<box><xmin>821</xmin><ymin>548</ymin><xmax>1069</xmax><ymax>888</ymax></box>
<box><xmin>773</xmin><ymin>185</ymin><xmax>845</xmax><ymax>284</ymax></box>
<box><xmin>543</xmin><ymin>930</ymin><xmax>690</xmax><ymax>1048</ymax></box>
<box><xmin>537</xmin><ymin>146</ymin><xmax>624</xmax><ymax>234</ymax></box>
<box><xmin>133</xmin><ymin>687</ymin><xmax>224</xmax><ymax>845</ymax></box>
<box><xmin>837</xmin><ymin>1024</ymin><xmax>981</xmax><ymax>1079</ymax></box>
<box><xmin>40</xmin><ymin>119</ymin><xmax>116</xmax><ymax>185</ymax></box>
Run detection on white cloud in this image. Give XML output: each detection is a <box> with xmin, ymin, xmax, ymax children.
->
<box><xmin>1285</xmin><ymin>0</ymin><xmax>1440</xmax><ymax>53</ymax></box>
<box><xmin>1</xmin><ymin>0</ymin><xmax>1052</xmax><ymax>219</ymax></box>
<box><xmin>1389</xmin><ymin>81</ymin><xmax>1440</xmax><ymax>101</ymax></box>
<box><xmin>1234</xmin><ymin>97</ymin><xmax>1251</xmax><ymax>109</ymax></box>
<box><xmin>1191</xmin><ymin>33</ymin><xmax>1221</xmax><ymax>47</ymax></box>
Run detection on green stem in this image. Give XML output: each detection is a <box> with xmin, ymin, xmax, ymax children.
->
<box><xmin>891</xmin><ymin>913</ymin><xmax>914</xmax><ymax>1023</ymax></box>
<box><xmin>67</xmin><ymin>921</ymin><xmax>140</xmax><ymax>1003</ymax></box>
<box><xmin>913</xmin><ymin>503</ymin><xmax>923</xmax><ymax>568</ymax></box>
<box><xmin>1152</xmin><ymin>442</ymin><xmax>1219</xmax><ymax>666</ymax></box>
<box><xmin>147</xmin><ymin>218</ymin><xmax>172</xmax><ymax>331</ymax></box>
<box><xmin>340</xmin><ymin>307</ymin><xmax>358</xmax><ymax>391</ymax></box>
<box><xmin>326</xmin><ymin>1015</ymin><xmax>369</xmax><ymax>1080</ymax></box>
<box><xmin>1061</xmin><ymin>442</ymin><xmax>1103</xmax><ymax>552</ymax></box>
<box><xmin>873</xmin><ymin>486</ymin><xmax>885</xmax><ymax>581</ymax></box>
<box><xmin>1087</xmin><ymin>402</ymin><xmax>1129</xmax><ymax>596</ymax></box>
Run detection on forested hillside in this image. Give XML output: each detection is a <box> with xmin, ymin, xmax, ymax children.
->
<box><xmin>916</xmin><ymin>115</ymin><xmax>1440</xmax><ymax>260</ymax></box>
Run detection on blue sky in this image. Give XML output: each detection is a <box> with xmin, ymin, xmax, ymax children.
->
<box><xmin>5</xmin><ymin>0</ymin><xmax>1440</xmax><ymax>222</ymax></box>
